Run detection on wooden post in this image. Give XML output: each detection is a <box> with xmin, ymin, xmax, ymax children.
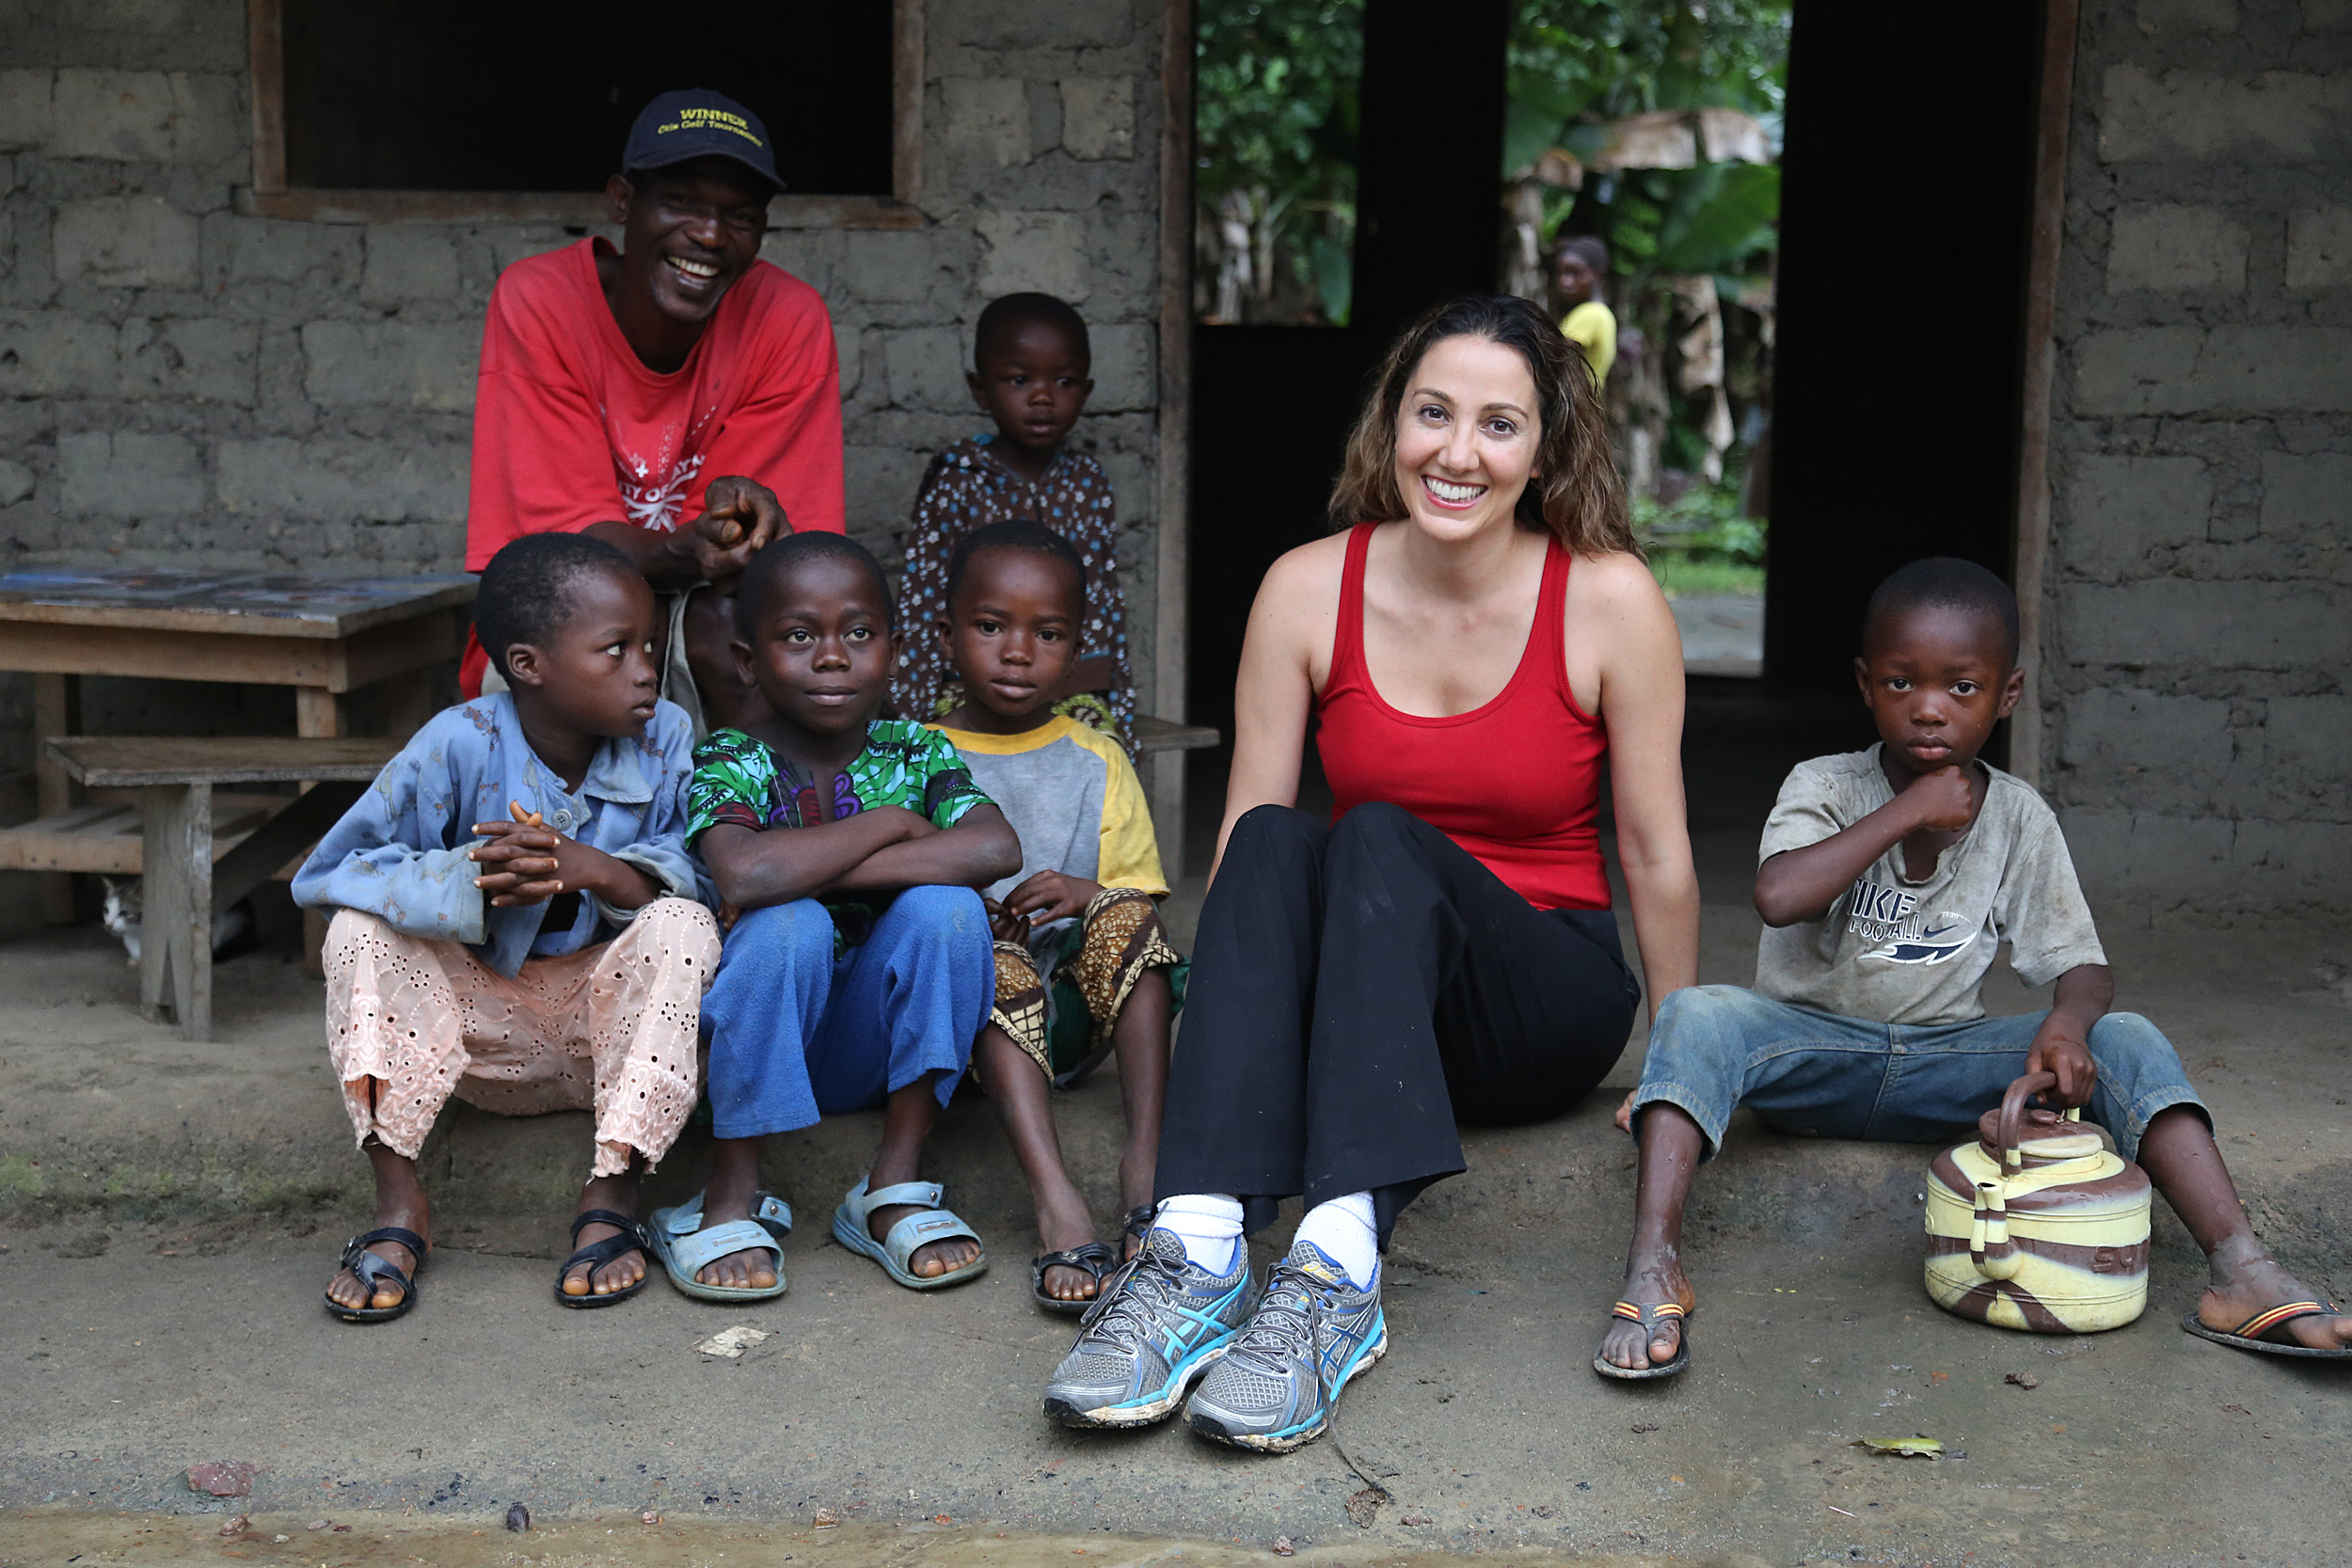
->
<box><xmin>32</xmin><ymin>673</ymin><xmax>82</xmax><ymax>923</ymax></box>
<box><xmin>294</xmin><ymin>685</ymin><xmax>345</xmax><ymax>972</ymax></box>
<box><xmin>139</xmin><ymin>781</ymin><xmax>214</xmax><ymax>1040</ymax></box>
<box><xmin>1152</xmin><ymin>0</ymin><xmax>1196</xmax><ymax>878</ymax></box>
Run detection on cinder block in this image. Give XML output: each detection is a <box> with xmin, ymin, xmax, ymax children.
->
<box><xmin>360</xmin><ymin>230</ymin><xmax>459</xmax><ymax>308</ymax></box>
<box><xmin>1060</xmin><ymin>78</ymin><xmax>1133</xmax><ymax>161</ymax></box>
<box><xmin>0</xmin><ymin>312</ymin><xmax>119</xmax><ymax>398</ymax></box>
<box><xmin>2285</xmin><ymin>206</ymin><xmax>2352</xmax><ymax>293</ymax></box>
<box><xmin>2258</xmin><ymin>451</ymin><xmax>2352</xmax><ymax>540</ymax></box>
<box><xmin>2060</xmin><ymin>453</ymin><xmax>2209</xmax><ymax>578</ymax></box>
<box><xmin>881</xmin><ymin>326</ymin><xmax>969</xmax><ymax>411</ymax></box>
<box><xmin>943</xmin><ymin>78</ymin><xmax>1031</xmax><ymax>166</ymax></box>
<box><xmin>976</xmin><ymin>210</ymin><xmax>1089</xmax><ymax>302</ymax></box>
<box><xmin>1087</xmin><ymin>322</ymin><xmax>1154</xmax><ymax>411</ymax></box>
<box><xmin>2308</xmin><ymin>0</ymin><xmax>2352</xmax><ymax>28</ymax></box>
<box><xmin>53</xmin><ymin>197</ymin><xmax>200</xmax><ymax>289</ymax></box>
<box><xmin>2105</xmin><ymin>205</ymin><xmax>2246</xmax><ymax>293</ymax></box>
<box><xmin>845</xmin><ymin>444</ymin><xmax>933</xmax><ymax>537</ymax></box>
<box><xmin>842</xmin><ymin>231</ymin><xmax>935</xmax><ymax>304</ymax></box>
<box><xmin>2058</xmin><ymin>687</ymin><xmax>2233</xmax><ymax>780</ymax></box>
<box><xmin>2136</xmin><ymin>0</ymin><xmax>2236</xmax><ymax>29</ymax></box>
<box><xmin>0</xmin><ymin>458</ymin><xmax>34</xmax><ymax>507</ymax></box>
<box><xmin>300</xmin><ymin>321</ymin><xmax>479</xmax><ymax>412</ymax></box>
<box><xmin>119</xmin><ymin>316</ymin><xmax>258</xmax><ymax>405</ymax></box>
<box><xmin>2065</xmin><ymin>807</ymin><xmax>2352</xmax><ymax>908</ymax></box>
<box><xmin>48</xmin><ymin>70</ymin><xmax>238</xmax><ymax>165</ymax></box>
<box><xmin>2060</xmin><ymin>578</ymin><xmax>2352</xmax><ymax>670</ymax></box>
<box><xmin>2096</xmin><ymin>64</ymin><xmax>2347</xmax><ymax>163</ymax></box>
<box><xmin>57</xmin><ymin>431</ymin><xmax>204</xmax><ymax>516</ymax></box>
<box><xmin>0</xmin><ymin>70</ymin><xmax>53</xmax><ymax>151</ymax></box>
<box><xmin>215</xmin><ymin>215</ymin><xmax>358</xmax><ymax>286</ymax></box>
<box><xmin>2071</xmin><ymin>326</ymin><xmax>2352</xmax><ymax>416</ymax></box>
<box><xmin>943</xmin><ymin>0</ymin><xmax>1132</xmax><ymax>47</ymax></box>
<box><xmin>835</xmin><ymin>322</ymin><xmax>862</xmax><ymax>397</ymax></box>
<box><xmin>215</xmin><ymin>437</ymin><xmax>469</xmax><ymax>523</ymax></box>
<box><xmin>2263</xmin><ymin>694</ymin><xmax>2352</xmax><ymax>783</ymax></box>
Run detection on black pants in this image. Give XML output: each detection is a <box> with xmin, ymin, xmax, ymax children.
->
<box><xmin>1155</xmin><ymin>802</ymin><xmax>1640</xmax><ymax>1246</ymax></box>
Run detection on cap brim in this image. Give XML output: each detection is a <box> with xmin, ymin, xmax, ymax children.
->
<box><xmin>626</xmin><ymin>145</ymin><xmax>785</xmax><ymax>195</ymax></box>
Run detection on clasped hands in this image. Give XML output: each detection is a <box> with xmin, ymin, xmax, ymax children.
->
<box><xmin>985</xmin><ymin>870</ymin><xmax>1101</xmax><ymax>944</ymax></box>
<box><xmin>469</xmin><ymin>801</ymin><xmax>651</xmax><ymax>911</ymax></box>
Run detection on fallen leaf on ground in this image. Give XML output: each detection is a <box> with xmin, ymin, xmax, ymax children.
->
<box><xmin>2221</xmin><ymin>1403</ymin><xmax>2249</xmax><ymax>1416</ymax></box>
<box><xmin>1852</xmin><ymin>1436</ymin><xmax>1943</xmax><ymax>1458</ymax></box>
<box><xmin>1929</xmin><ymin>1370</ymin><xmax>1949</xmax><ymax>1384</ymax></box>
<box><xmin>934</xmin><ymin>1514</ymin><xmax>952</xmax><ymax>1525</ymax></box>
<box><xmin>215</xmin><ymin>1515</ymin><xmax>247</xmax><ymax>1537</ymax></box>
<box><xmin>1344</xmin><ymin>1486</ymin><xmax>1386</xmax><ymax>1528</ymax></box>
<box><xmin>695</xmin><ymin>1325</ymin><xmax>771</xmax><ymax>1358</ymax></box>
<box><xmin>308</xmin><ymin>1519</ymin><xmax>329</xmax><ymax>1530</ymax></box>
<box><xmin>186</xmin><ymin>1462</ymin><xmax>256</xmax><ymax>1497</ymax></box>
<box><xmin>1273</xmin><ymin>1536</ymin><xmax>1295</xmax><ymax>1556</ymax></box>
<box><xmin>2005</xmin><ymin>1372</ymin><xmax>2040</xmax><ymax>1389</ymax></box>
<box><xmin>814</xmin><ymin>1509</ymin><xmax>838</xmax><ymax>1528</ymax></box>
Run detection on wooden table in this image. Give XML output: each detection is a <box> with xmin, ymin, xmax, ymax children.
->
<box><xmin>0</xmin><ymin>567</ymin><xmax>472</xmax><ymax>921</ymax></box>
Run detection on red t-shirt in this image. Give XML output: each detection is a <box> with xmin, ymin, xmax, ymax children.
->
<box><xmin>460</xmin><ymin>237</ymin><xmax>845</xmax><ymax>693</ymax></box>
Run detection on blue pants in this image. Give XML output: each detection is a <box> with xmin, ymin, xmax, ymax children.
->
<box><xmin>1631</xmin><ymin>985</ymin><xmax>2207</xmax><ymax>1163</ymax></box>
<box><xmin>701</xmin><ymin>886</ymin><xmax>995</xmax><ymax>1141</ymax></box>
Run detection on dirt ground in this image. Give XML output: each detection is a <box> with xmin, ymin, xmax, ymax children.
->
<box><xmin>5</xmin><ymin>691</ymin><xmax>2349</xmax><ymax>1566</ymax></box>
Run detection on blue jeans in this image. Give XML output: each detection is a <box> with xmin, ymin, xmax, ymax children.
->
<box><xmin>1631</xmin><ymin>985</ymin><xmax>2206</xmax><ymax>1162</ymax></box>
<box><xmin>701</xmin><ymin>886</ymin><xmax>995</xmax><ymax>1141</ymax></box>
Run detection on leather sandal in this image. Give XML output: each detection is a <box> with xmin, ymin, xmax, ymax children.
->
<box><xmin>1031</xmin><ymin>1241</ymin><xmax>1120</xmax><ymax>1316</ymax></box>
<box><xmin>554</xmin><ymin>1208</ymin><xmax>655</xmax><ymax>1309</ymax></box>
<box><xmin>325</xmin><ymin>1227</ymin><xmax>427</xmax><ymax>1324</ymax></box>
<box><xmin>1592</xmin><ymin>1300</ymin><xmax>1690</xmax><ymax>1381</ymax></box>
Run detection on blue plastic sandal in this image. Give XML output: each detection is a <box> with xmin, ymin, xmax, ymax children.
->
<box><xmin>648</xmin><ymin>1191</ymin><xmax>793</xmax><ymax>1303</ymax></box>
<box><xmin>831</xmin><ymin>1178</ymin><xmax>988</xmax><ymax>1291</ymax></box>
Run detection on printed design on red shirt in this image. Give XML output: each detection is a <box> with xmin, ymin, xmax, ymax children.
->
<box><xmin>610</xmin><ymin>402</ymin><xmax>721</xmax><ymax>533</ymax></box>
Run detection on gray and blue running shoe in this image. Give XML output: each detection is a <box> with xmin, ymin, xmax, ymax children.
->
<box><xmin>1041</xmin><ymin>1228</ymin><xmax>1255</xmax><ymax>1429</ymax></box>
<box><xmin>1183</xmin><ymin>1240</ymin><xmax>1386</xmax><ymax>1452</ymax></box>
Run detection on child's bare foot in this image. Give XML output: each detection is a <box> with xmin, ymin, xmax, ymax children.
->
<box><xmin>692</xmin><ymin>1156</ymin><xmax>781</xmax><ymax>1292</ymax></box>
<box><xmin>1034</xmin><ymin>1187</ymin><xmax>1105</xmax><ymax>1304</ymax></box>
<box><xmin>561</xmin><ymin>1173</ymin><xmax>648</xmax><ymax>1299</ymax></box>
<box><xmin>325</xmin><ymin>1183</ymin><xmax>429</xmax><ymax>1314</ymax></box>
<box><xmin>1595</xmin><ymin>1256</ymin><xmax>1695</xmax><ymax>1372</ymax></box>
<box><xmin>2196</xmin><ymin>1243</ymin><xmax>2352</xmax><ymax>1350</ymax></box>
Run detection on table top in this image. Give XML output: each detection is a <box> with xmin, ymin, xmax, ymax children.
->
<box><xmin>0</xmin><ymin>567</ymin><xmax>475</xmax><ymax>640</ymax></box>
<box><xmin>45</xmin><ymin>735</ymin><xmax>403</xmax><ymax>786</ymax></box>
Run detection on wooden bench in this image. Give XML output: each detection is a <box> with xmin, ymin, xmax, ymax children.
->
<box><xmin>42</xmin><ymin>736</ymin><xmax>400</xmax><ymax>1042</ymax></box>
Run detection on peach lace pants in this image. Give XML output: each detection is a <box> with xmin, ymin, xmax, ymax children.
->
<box><xmin>324</xmin><ymin>900</ymin><xmax>721</xmax><ymax>1180</ymax></box>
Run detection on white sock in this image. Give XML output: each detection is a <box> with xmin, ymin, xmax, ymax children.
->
<box><xmin>1153</xmin><ymin>1194</ymin><xmax>1244</xmax><ymax>1275</ymax></box>
<box><xmin>1294</xmin><ymin>1191</ymin><xmax>1379</xmax><ymax>1290</ymax></box>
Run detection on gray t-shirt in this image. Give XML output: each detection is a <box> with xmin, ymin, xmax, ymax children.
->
<box><xmin>1753</xmin><ymin>746</ymin><xmax>2107</xmax><ymax>1025</ymax></box>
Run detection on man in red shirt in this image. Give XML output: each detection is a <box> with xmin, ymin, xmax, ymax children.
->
<box><xmin>463</xmin><ymin>89</ymin><xmax>845</xmax><ymax>729</ymax></box>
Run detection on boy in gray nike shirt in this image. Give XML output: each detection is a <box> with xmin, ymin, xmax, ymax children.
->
<box><xmin>1595</xmin><ymin>558</ymin><xmax>2352</xmax><ymax>1379</ymax></box>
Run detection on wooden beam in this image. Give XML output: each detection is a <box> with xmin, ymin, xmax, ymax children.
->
<box><xmin>246</xmin><ymin>0</ymin><xmax>286</xmax><ymax>196</ymax></box>
<box><xmin>2010</xmin><ymin>0</ymin><xmax>2079</xmax><ymax>788</ymax></box>
<box><xmin>235</xmin><ymin>187</ymin><xmax>924</xmax><ymax>230</ymax></box>
<box><xmin>1151</xmin><ymin>0</ymin><xmax>1197</xmax><ymax>876</ymax></box>
<box><xmin>894</xmin><ymin>0</ymin><xmax>927</xmax><ymax>208</ymax></box>
<box><xmin>32</xmin><ymin>672</ymin><xmax>81</xmax><ymax>922</ymax></box>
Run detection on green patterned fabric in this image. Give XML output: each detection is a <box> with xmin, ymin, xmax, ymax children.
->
<box><xmin>686</xmin><ymin>721</ymin><xmax>992</xmax><ymax>949</ymax></box>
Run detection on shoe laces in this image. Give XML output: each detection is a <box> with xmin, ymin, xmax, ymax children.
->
<box><xmin>1075</xmin><ymin>1244</ymin><xmax>1185</xmax><ymax>1353</ymax></box>
<box><xmin>1224</xmin><ymin>1263</ymin><xmax>1332</xmax><ymax>1373</ymax></box>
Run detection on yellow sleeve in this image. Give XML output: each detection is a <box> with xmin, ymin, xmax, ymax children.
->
<box><xmin>1083</xmin><ymin>731</ymin><xmax>1169</xmax><ymax>896</ymax></box>
<box><xmin>1560</xmin><ymin>302</ymin><xmax>1617</xmax><ymax>385</ymax></box>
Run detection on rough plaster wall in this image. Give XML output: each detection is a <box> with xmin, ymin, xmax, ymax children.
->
<box><xmin>0</xmin><ymin>0</ymin><xmax>1167</xmax><ymax>786</ymax></box>
<box><xmin>2046</xmin><ymin>0</ymin><xmax>2352</xmax><ymax>921</ymax></box>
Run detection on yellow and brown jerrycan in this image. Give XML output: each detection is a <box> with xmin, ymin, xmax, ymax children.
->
<box><xmin>1923</xmin><ymin>1070</ymin><xmax>2153</xmax><ymax>1333</ymax></box>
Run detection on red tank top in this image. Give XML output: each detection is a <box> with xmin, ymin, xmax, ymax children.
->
<box><xmin>1314</xmin><ymin>523</ymin><xmax>1611</xmax><ymax>911</ymax></box>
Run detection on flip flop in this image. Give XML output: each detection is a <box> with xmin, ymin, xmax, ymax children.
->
<box><xmin>648</xmin><ymin>1191</ymin><xmax>792</xmax><ymax>1303</ymax></box>
<box><xmin>1592</xmin><ymin>1300</ymin><xmax>1691</xmax><ymax>1381</ymax></box>
<box><xmin>324</xmin><ymin>1226</ymin><xmax>428</xmax><ymax>1324</ymax></box>
<box><xmin>1032</xmin><ymin>1241</ymin><xmax>1120</xmax><ymax>1316</ymax></box>
<box><xmin>832</xmin><ymin>1177</ymin><xmax>988</xmax><ymax>1291</ymax></box>
<box><xmin>553</xmin><ymin>1208</ymin><xmax>655</xmax><ymax>1309</ymax></box>
<box><xmin>2181</xmin><ymin>1301</ymin><xmax>2352</xmax><ymax>1359</ymax></box>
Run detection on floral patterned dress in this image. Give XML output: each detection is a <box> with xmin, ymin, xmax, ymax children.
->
<box><xmin>893</xmin><ymin>435</ymin><xmax>1136</xmax><ymax>753</ymax></box>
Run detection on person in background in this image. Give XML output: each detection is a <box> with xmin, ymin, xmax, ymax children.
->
<box><xmin>1548</xmin><ymin>233</ymin><xmax>1617</xmax><ymax>388</ymax></box>
<box><xmin>893</xmin><ymin>293</ymin><xmax>1137</xmax><ymax>751</ymax></box>
<box><xmin>301</xmin><ymin>534</ymin><xmax>720</xmax><ymax>1324</ymax></box>
<box><xmin>928</xmin><ymin>521</ymin><xmax>1184</xmax><ymax>1315</ymax></box>
<box><xmin>463</xmin><ymin>88</ymin><xmax>846</xmax><ymax>735</ymax></box>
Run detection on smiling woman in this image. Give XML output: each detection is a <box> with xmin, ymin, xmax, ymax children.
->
<box><xmin>1041</xmin><ymin>294</ymin><xmax>1701</xmax><ymax>1452</ymax></box>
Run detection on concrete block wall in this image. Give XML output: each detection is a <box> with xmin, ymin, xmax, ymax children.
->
<box><xmin>0</xmin><ymin>0</ymin><xmax>1168</xmax><ymax>780</ymax></box>
<box><xmin>2044</xmin><ymin>0</ymin><xmax>2352</xmax><ymax>920</ymax></box>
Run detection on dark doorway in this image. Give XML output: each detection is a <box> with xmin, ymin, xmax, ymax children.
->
<box><xmin>1763</xmin><ymin>1</ymin><xmax>2044</xmax><ymax>696</ymax></box>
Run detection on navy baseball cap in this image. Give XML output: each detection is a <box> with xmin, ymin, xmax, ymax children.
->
<box><xmin>620</xmin><ymin>89</ymin><xmax>783</xmax><ymax>192</ymax></box>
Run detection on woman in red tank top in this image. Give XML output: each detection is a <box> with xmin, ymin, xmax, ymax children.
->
<box><xmin>1041</xmin><ymin>296</ymin><xmax>1699</xmax><ymax>1449</ymax></box>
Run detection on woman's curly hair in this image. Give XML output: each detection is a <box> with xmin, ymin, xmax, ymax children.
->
<box><xmin>1327</xmin><ymin>293</ymin><xmax>1634</xmax><ymax>559</ymax></box>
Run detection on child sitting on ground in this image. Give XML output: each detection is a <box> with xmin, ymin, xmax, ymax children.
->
<box><xmin>926</xmin><ymin>521</ymin><xmax>1185</xmax><ymax>1314</ymax></box>
<box><xmin>297</xmin><ymin>532</ymin><xmax>720</xmax><ymax>1323</ymax></box>
<box><xmin>893</xmin><ymin>293</ymin><xmax>1136</xmax><ymax>749</ymax></box>
<box><xmin>1595</xmin><ymin>558</ymin><xmax>2352</xmax><ymax>1379</ymax></box>
<box><xmin>655</xmin><ymin>531</ymin><xmax>1022</xmax><ymax>1301</ymax></box>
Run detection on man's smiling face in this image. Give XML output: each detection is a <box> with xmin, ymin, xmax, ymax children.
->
<box><xmin>608</xmin><ymin>157</ymin><xmax>771</xmax><ymax>326</ymax></box>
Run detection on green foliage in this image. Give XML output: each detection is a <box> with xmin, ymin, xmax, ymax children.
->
<box><xmin>1651</xmin><ymin>162</ymin><xmax>1780</xmax><ymax>274</ymax></box>
<box><xmin>1506</xmin><ymin>0</ymin><xmax>1790</xmax><ymax>144</ymax></box>
<box><xmin>1634</xmin><ymin>479</ymin><xmax>1766</xmax><ymax>565</ymax></box>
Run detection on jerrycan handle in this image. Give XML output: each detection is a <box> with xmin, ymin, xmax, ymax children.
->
<box><xmin>1997</xmin><ymin>1070</ymin><xmax>2060</xmax><ymax>1175</ymax></box>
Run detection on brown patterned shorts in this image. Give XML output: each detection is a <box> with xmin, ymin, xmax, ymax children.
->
<box><xmin>991</xmin><ymin>886</ymin><xmax>1184</xmax><ymax>1085</ymax></box>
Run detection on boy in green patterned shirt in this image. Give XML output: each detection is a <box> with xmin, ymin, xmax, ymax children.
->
<box><xmin>648</xmin><ymin>532</ymin><xmax>1022</xmax><ymax>1304</ymax></box>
